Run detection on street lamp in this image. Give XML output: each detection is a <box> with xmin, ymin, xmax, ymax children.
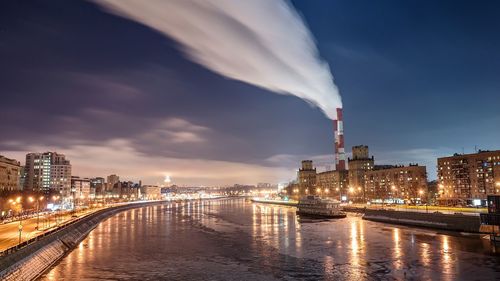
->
<box><xmin>36</xmin><ymin>196</ymin><xmax>44</xmax><ymax>230</ymax></box>
<box><xmin>18</xmin><ymin>221</ymin><xmax>23</xmax><ymax>245</ymax></box>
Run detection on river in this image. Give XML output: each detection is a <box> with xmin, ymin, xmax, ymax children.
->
<box><xmin>39</xmin><ymin>198</ymin><xmax>500</xmax><ymax>280</ymax></box>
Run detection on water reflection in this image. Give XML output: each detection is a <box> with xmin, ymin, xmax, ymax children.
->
<box><xmin>393</xmin><ymin>228</ymin><xmax>402</xmax><ymax>270</ymax></box>
<box><xmin>40</xmin><ymin>199</ymin><xmax>500</xmax><ymax>281</ymax></box>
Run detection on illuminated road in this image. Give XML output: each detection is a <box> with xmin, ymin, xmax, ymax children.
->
<box><xmin>41</xmin><ymin>198</ymin><xmax>500</xmax><ymax>281</ymax></box>
<box><xmin>0</xmin><ymin>209</ymin><xmax>97</xmax><ymax>252</ymax></box>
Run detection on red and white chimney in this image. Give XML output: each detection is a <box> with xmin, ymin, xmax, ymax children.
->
<box><xmin>333</xmin><ymin>108</ymin><xmax>346</xmax><ymax>170</ymax></box>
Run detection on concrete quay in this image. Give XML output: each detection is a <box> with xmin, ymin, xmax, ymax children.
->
<box><xmin>362</xmin><ymin>208</ymin><xmax>482</xmax><ymax>233</ymax></box>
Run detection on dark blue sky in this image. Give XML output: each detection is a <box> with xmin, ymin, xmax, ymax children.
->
<box><xmin>0</xmin><ymin>0</ymin><xmax>499</xmax><ymax>184</ymax></box>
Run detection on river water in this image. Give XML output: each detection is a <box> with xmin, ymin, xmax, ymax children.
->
<box><xmin>40</xmin><ymin>198</ymin><xmax>500</xmax><ymax>281</ymax></box>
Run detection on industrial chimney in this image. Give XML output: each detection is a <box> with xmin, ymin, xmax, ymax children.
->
<box><xmin>333</xmin><ymin>108</ymin><xmax>346</xmax><ymax>170</ymax></box>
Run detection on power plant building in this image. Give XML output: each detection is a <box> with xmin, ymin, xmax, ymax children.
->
<box><xmin>333</xmin><ymin>108</ymin><xmax>346</xmax><ymax>170</ymax></box>
<box><xmin>348</xmin><ymin>145</ymin><xmax>374</xmax><ymax>200</ymax></box>
<box><xmin>297</xmin><ymin>160</ymin><xmax>316</xmax><ymax>194</ymax></box>
<box><xmin>316</xmin><ymin>170</ymin><xmax>348</xmax><ymax>198</ymax></box>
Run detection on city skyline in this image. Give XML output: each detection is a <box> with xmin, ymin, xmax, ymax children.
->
<box><xmin>1</xmin><ymin>2</ymin><xmax>500</xmax><ymax>280</ymax></box>
<box><xmin>1</xmin><ymin>0</ymin><xmax>500</xmax><ymax>185</ymax></box>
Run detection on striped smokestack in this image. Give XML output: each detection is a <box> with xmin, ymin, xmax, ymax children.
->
<box><xmin>333</xmin><ymin>108</ymin><xmax>346</xmax><ymax>170</ymax></box>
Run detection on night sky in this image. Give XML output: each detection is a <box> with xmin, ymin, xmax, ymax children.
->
<box><xmin>1</xmin><ymin>0</ymin><xmax>499</xmax><ymax>185</ymax></box>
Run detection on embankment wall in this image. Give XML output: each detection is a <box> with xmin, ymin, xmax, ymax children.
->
<box><xmin>363</xmin><ymin>209</ymin><xmax>481</xmax><ymax>233</ymax></box>
<box><xmin>0</xmin><ymin>201</ymin><xmax>164</xmax><ymax>281</ymax></box>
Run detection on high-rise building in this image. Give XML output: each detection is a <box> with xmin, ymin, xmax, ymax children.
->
<box><xmin>71</xmin><ymin>176</ymin><xmax>91</xmax><ymax>207</ymax></box>
<box><xmin>107</xmin><ymin>174</ymin><xmax>120</xmax><ymax>191</ymax></box>
<box><xmin>113</xmin><ymin>181</ymin><xmax>140</xmax><ymax>199</ymax></box>
<box><xmin>437</xmin><ymin>150</ymin><xmax>500</xmax><ymax>205</ymax></box>
<box><xmin>0</xmin><ymin>155</ymin><xmax>21</xmax><ymax>191</ymax></box>
<box><xmin>364</xmin><ymin>164</ymin><xmax>428</xmax><ymax>203</ymax></box>
<box><xmin>348</xmin><ymin>145</ymin><xmax>374</xmax><ymax>201</ymax></box>
<box><xmin>24</xmin><ymin>152</ymin><xmax>71</xmax><ymax>197</ymax></box>
<box><xmin>90</xmin><ymin>177</ymin><xmax>105</xmax><ymax>196</ymax></box>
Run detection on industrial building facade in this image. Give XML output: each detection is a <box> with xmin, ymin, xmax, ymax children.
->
<box><xmin>286</xmin><ymin>145</ymin><xmax>429</xmax><ymax>203</ymax></box>
<box><xmin>315</xmin><ymin>170</ymin><xmax>348</xmax><ymax>199</ymax></box>
<box><xmin>437</xmin><ymin>150</ymin><xmax>500</xmax><ymax>205</ymax></box>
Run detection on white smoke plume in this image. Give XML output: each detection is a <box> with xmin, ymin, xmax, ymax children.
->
<box><xmin>94</xmin><ymin>0</ymin><xmax>342</xmax><ymax>119</ymax></box>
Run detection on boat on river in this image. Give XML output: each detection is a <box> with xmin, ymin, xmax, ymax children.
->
<box><xmin>296</xmin><ymin>196</ymin><xmax>346</xmax><ymax>219</ymax></box>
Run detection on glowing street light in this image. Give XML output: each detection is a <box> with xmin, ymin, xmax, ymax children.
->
<box><xmin>348</xmin><ymin>187</ymin><xmax>354</xmax><ymax>193</ymax></box>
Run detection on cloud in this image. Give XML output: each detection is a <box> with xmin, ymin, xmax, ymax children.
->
<box><xmin>1</xmin><ymin>139</ymin><xmax>295</xmax><ymax>186</ymax></box>
<box><xmin>140</xmin><ymin>117</ymin><xmax>210</xmax><ymax>144</ymax></box>
<box><xmin>93</xmin><ymin>0</ymin><xmax>342</xmax><ymax>119</ymax></box>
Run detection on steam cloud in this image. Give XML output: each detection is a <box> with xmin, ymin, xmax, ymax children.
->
<box><xmin>94</xmin><ymin>0</ymin><xmax>342</xmax><ymax>119</ymax></box>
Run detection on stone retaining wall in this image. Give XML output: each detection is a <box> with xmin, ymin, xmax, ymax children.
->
<box><xmin>363</xmin><ymin>209</ymin><xmax>481</xmax><ymax>233</ymax></box>
<box><xmin>0</xmin><ymin>201</ymin><xmax>165</xmax><ymax>281</ymax></box>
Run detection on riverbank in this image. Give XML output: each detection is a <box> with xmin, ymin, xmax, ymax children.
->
<box><xmin>362</xmin><ymin>208</ymin><xmax>482</xmax><ymax>233</ymax></box>
<box><xmin>0</xmin><ymin>201</ymin><xmax>166</xmax><ymax>281</ymax></box>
